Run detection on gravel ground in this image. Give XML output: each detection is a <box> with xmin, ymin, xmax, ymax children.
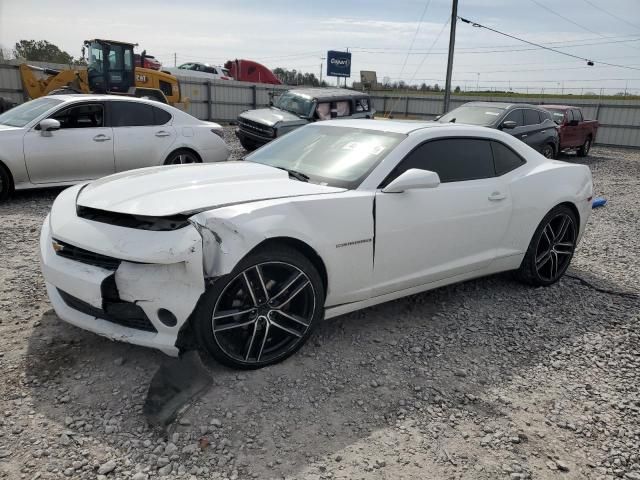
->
<box><xmin>0</xmin><ymin>130</ymin><xmax>639</xmax><ymax>480</ymax></box>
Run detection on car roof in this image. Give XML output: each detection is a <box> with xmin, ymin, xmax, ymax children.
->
<box><xmin>44</xmin><ymin>94</ymin><xmax>167</xmax><ymax>106</ymax></box>
<box><xmin>541</xmin><ymin>104</ymin><xmax>575</xmax><ymax>109</ymax></box>
<box><xmin>288</xmin><ymin>88</ymin><xmax>369</xmax><ymax>100</ymax></box>
<box><xmin>461</xmin><ymin>101</ymin><xmax>545</xmax><ymax>111</ymax></box>
<box><xmin>317</xmin><ymin>118</ymin><xmax>486</xmax><ymax>134</ymax></box>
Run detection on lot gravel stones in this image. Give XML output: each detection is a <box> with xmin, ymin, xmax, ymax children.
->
<box><xmin>0</xmin><ymin>131</ymin><xmax>638</xmax><ymax>480</ymax></box>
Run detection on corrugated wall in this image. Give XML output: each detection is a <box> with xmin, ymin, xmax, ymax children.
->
<box><xmin>1</xmin><ymin>60</ymin><xmax>639</xmax><ymax>147</ymax></box>
<box><xmin>370</xmin><ymin>92</ymin><xmax>640</xmax><ymax>148</ymax></box>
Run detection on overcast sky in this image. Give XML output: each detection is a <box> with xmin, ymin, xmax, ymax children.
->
<box><xmin>1</xmin><ymin>0</ymin><xmax>639</xmax><ymax>94</ymax></box>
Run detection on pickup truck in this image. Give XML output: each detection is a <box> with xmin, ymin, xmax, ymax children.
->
<box><xmin>542</xmin><ymin>105</ymin><xmax>599</xmax><ymax>157</ymax></box>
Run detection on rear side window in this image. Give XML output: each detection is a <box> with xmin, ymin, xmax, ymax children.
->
<box><xmin>110</xmin><ymin>101</ymin><xmax>154</xmax><ymax>127</ymax></box>
<box><xmin>153</xmin><ymin>106</ymin><xmax>172</xmax><ymax>125</ymax></box>
<box><xmin>567</xmin><ymin>109</ymin><xmax>575</xmax><ymax>122</ymax></box>
<box><xmin>491</xmin><ymin>141</ymin><xmax>526</xmax><ymax>175</ymax></box>
<box><xmin>523</xmin><ymin>109</ymin><xmax>540</xmax><ymax>126</ymax></box>
<box><xmin>503</xmin><ymin>109</ymin><xmax>523</xmax><ymax>127</ymax></box>
<box><xmin>386</xmin><ymin>138</ymin><xmax>495</xmax><ymax>184</ymax></box>
<box><xmin>52</xmin><ymin>104</ymin><xmax>104</xmax><ymax>129</ymax></box>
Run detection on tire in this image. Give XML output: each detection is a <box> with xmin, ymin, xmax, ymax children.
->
<box><xmin>516</xmin><ymin>205</ymin><xmax>578</xmax><ymax>286</ymax></box>
<box><xmin>194</xmin><ymin>245</ymin><xmax>325</xmax><ymax>369</ymax></box>
<box><xmin>163</xmin><ymin>148</ymin><xmax>201</xmax><ymax>165</ymax></box>
<box><xmin>577</xmin><ymin>136</ymin><xmax>591</xmax><ymax>157</ymax></box>
<box><xmin>238</xmin><ymin>137</ymin><xmax>258</xmax><ymax>152</ymax></box>
<box><xmin>0</xmin><ymin>164</ymin><xmax>13</xmax><ymax>202</ymax></box>
<box><xmin>541</xmin><ymin>143</ymin><xmax>555</xmax><ymax>159</ymax></box>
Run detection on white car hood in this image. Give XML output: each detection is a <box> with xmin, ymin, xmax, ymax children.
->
<box><xmin>77</xmin><ymin>161</ymin><xmax>345</xmax><ymax>217</ymax></box>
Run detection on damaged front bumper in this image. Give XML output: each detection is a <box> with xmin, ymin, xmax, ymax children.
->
<box><xmin>39</xmin><ymin>187</ymin><xmax>208</xmax><ymax>356</ymax></box>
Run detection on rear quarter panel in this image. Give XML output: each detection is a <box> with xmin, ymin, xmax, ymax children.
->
<box><xmin>505</xmin><ymin>161</ymin><xmax>592</xmax><ymax>252</ymax></box>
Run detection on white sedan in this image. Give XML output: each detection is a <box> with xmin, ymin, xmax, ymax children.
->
<box><xmin>0</xmin><ymin>95</ymin><xmax>228</xmax><ymax>200</ymax></box>
<box><xmin>40</xmin><ymin>120</ymin><xmax>593</xmax><ymax>369</ymax></box>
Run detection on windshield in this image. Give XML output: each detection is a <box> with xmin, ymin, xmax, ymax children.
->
<box><xmin>0</xmin><ymin>97</ymin><xmax>63</xmax><ymax>127</ymax></box>
<box><xmin>274</xmin><ymin>92</ymin><xmax>314</xmax><ymax>117</ymax></box>
<box><xmin>245</xmin><ymin>125</ymin><xmax>406</xmax><ymax>189</ymax></box>
<box><xmin>437</xmin><ymin>105</ymin><xmax>505</xmax><ymax>126</ymax></box>
<box><xmin>546</xmin><ymin>109</ymin><xmax>566</xmax><ymax>124</ymax></box>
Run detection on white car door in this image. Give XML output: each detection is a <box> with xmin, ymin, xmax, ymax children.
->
<box><xmin>109</xmin><ymin>101</ymin><xmax>177</xmax><ymax>171</ymax></box>
<box><xmin>372</xmin><ymin>138</ymin><xmax>513</xmax><ymax>297</ymax></box>
<box><xmin>23</xmin><ymin>102</ymin><xmax>115</xmax><ymax>183</ymax></box>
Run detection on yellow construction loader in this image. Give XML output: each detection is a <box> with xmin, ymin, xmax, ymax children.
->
<box><xmin>19</xmin><ymin>39</ymin><xmax>188</xmax><ymax>109</ymax></box>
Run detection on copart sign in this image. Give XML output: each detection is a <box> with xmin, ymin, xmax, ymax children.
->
<box><xmin>327</xmin><ymin>50</ymin><xmax>352</xmax><ymax>78</ymax></box>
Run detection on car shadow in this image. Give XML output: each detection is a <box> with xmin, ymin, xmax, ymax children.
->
<box><xmin>23</xmin><ymin>266</ymin><xmax>637</xmax><ymax>478</ymax></box>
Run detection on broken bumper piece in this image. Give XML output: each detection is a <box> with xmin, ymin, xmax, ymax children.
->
<box><xmin>39</xmin><ymin>187</ymin><xmax>207</xmax><ymax>356</ymax></box>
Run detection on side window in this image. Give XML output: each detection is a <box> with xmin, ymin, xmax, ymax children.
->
<box><xmin>491</xmin><ymin>141</ymin><xmax>526</xmax><ymax>176</ymax></box>
<box><xmin>355</xmin><ymin>98</ymin><xmax>370</xmax><ymax>112</ymax></box>
<box><xmin>52</xmin><ymin>104</ymin><xmax>104</xmax><ymax>129</ymax></box>
<box><xmin>523</xmin><ymin>109</ymin><xmax>540</xmax><ymax>126</ymax></box>
<box><xmin>567</xmin><ymin>109</ymin><xmax>575</xmax><ymax>122</ymax></box>
<box><xmin>110</xmin><ymin>101</ymin><xmax>154</xmax><ymax>127</ymax></box>
<box><xmin>383</xmin><ymin>138</ymin><xmax>495</xmax><ymax>185</ymax></box>
<box><xmin>572</xmin><ymin>109</ymin><xmax>583</xmax><ymax>122</ymax></box>
<box><xmin>503</xmin><ymin>109</ymin><xmax>523</xmax><ymax>127</ymax></box>
<box><xmin>333</xmin><ymin>100</ymin><xmax>351</xmax><ymax>118</ymax></box>
<box><xmin>316</xmin><ymin>102</ymin><xmax>331</xmax><ymax>120</ymax></box>
<box><xmin>152</xmin><ymin>106</ymin><xmax>172</xmax><ymax>125</ymax></box>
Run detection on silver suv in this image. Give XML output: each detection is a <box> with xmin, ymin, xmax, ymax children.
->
<box><xmin>236</xmin><ymin>88</ymin><xmax>374</xmax><ymax>150</ymax></box>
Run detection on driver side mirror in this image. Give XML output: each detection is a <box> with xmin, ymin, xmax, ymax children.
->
<box><xmin>382</xmin><ymin>169</ymin><xmax>440</xmax><ymax>193</ymax></box>
<box><xmin>39</xmin><ymin>119</ymin><xmax>61</xmax><ymax>137</ymax></box>
<box><xmin>501</xmin><ymin>120</ymin><xmax>517</xmax><ymax>129</ymax></box>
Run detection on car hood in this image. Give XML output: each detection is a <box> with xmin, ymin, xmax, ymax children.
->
<box><xmin>239</xmin><ymin>108</ymin><xmax>308</xmax><ymax>126</ymax></box>
<box><xmin>0</xmin><ymin>124</ymin><xmax>22</xmax><ymax>132</ymax></box>
<box><xmin>76</xmin><ymin>162</ymin><xmax>345</xmax><ymax>217</ymax></box>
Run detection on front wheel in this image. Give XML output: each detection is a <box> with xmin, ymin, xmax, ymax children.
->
<box><xmin>516</xmin><ymin>205</ymin><xmax>578</xmax><ymax>286</ymax></box>
<box><xmin>194</xmin><ymin>245</ymin><xmax>325</xmax><ymax>369</ymax></box>
<box><xmin>0</xmin><ymin>165</ymin><xmax>13</xmax><ymax>202</ymax></box>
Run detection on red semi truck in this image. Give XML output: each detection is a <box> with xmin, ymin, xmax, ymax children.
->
<box><xmin>224</xmin><ymin>59</ymin><xmax>282</xmax><ymax>85</ymax></box>
<box><xmin>542</xmin><ymin>105</ymin><xmax>599</xmax><ymax>157</ymax></box>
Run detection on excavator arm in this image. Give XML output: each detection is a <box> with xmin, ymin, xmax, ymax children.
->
<box><xmin>19</xmin><ymin>64</ymin><xmax>90</xmax><ymax>99</ymax></box>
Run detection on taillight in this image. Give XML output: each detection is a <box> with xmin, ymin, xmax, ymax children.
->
<box><xmin>211</xmin><ymin>128</ymin><xmax>224</xmax><ymax>138</ymax></box>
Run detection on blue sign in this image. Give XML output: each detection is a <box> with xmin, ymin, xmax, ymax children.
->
<box><xmin>327</xmin><ymin>50</ymin><xmax>352</xmax><ymax>78</ymax></box>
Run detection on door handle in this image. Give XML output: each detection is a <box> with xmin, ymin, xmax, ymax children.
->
<box><xmin>155</xmin><ymin>131</ymin><xmax>171</xmax><ymax>137</ymax></box>
<box><xmin>488</xmin><ymin>192</ymin><xmax>507</xmax><ymax>201</ymax></box>
<box><xmin>540</xmin><ymin>130</ymin><xmax>546</xmax><ymax>134</ymax></box>
<box><xmin>520</xmin><ymin>134</ymin><xmax>528</xmax><ymax>138</ymax></box>
<box><xmin>93</xmin><ymin>134</ymin><xmax>111</xmax><ymax>142</ymax></box>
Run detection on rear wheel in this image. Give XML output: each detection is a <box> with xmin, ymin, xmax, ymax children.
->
<box><xmin>516</xmin><ymin>205</ymin><xmax>577</xmax><ymax>286</ymax></box>
<box><xmin>577</xmin><ymin>137</ymin><xmax>591</xmax><ymax>157</ymax></box>
<box><xmin>541</xmin><ymin>143</ymin><xmax>555</xmax><ymax>159</ymax></box>
<box><xmin>164</xmin><ymin>149</ymin><xmax>201</xmax><ymax>165</ymax></box>
<box><xmin>194</xmin><ymin>245</ymin><xmax>324</xmax><ymax>369</ymax></box>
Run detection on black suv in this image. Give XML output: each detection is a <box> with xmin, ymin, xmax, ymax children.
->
<box><xmin>437</xmin><ymin>102</ymin><xmax>559</xmax><ymax>158</ymax></box>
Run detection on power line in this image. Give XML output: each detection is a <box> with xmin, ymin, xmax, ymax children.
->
<box><xmin>458</xmin><ymin>16</ymin><xmax>640</xmax><ymax>71</ymax></box>
<box><xmin>581</xmin><ymin>0</ymin><xmax>640</xmax><ymax>31</ymax></box>
<box><xmin>530</xmin><ymin>0</ymin><xmax>640</xmax><ymax>52</ymax></box>
<box><xmin>394</xmin><ymin>0</ymin><xmax>432</xmax><ymax>86</ymax></box>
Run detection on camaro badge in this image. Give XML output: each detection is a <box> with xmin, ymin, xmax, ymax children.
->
<box><xmin>336</xmin><ymin>238</ymin><xmax>372</xmax><ymax>249</ymax></box>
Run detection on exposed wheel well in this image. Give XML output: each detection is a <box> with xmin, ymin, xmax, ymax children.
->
<box><xmin>249</xmin><ymin>237</ymin><xmax>328</xmax><ymax>294</ymax></box>
<box><xmin>557</xmin><ymin>201</ymin><xmax>580</xmax><ymax>226</ymax></box>
<box><xmin>164</xmin><ymin>147</ymin><xmax>202</xmax><ymax>164</ymax></box>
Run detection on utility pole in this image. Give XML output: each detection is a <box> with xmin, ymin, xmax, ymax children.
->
<box><xmin>174</xmin><ymin>53</ymin><xmax>177</xmax><ymax>67</ymax></box>
<box><xmin>443</xmin><ymin>0</ymin><xmax>458</xmax><ymax>113</ymax></box>
<box><xmin>320</xmin><ymin>57</ymin><xmax>325</xmax><ymax>85</ymax></box>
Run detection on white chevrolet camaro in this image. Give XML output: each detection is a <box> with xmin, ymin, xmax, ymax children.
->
<box><xmin>0</xmin><ymin>95</ymin><xmax>228</xmax><ymax>200</ymax></box>
<box><xmin>40</xmin><ymin>119</ymin><xmax>593</xmax><ymax>369</ymax></box>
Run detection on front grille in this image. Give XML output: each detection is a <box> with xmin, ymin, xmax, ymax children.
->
<box><xmin>76</xmin><ymin>206</ymin><xmax>190</xmax><ymax>231</ymax></box>
<box><xmin>54</xmin><ymin>239</ymin><xmax>121</xmax><ymax>270</ymax></box>
<box><xmin>238</xmin><ymin>117</ymin><xmax>273</xmax><ymax>137</ymax></box>
<box><xmin>58</xmin><ymin>289</ymin><xmax>157</xmax><ymax>333</ymax></box>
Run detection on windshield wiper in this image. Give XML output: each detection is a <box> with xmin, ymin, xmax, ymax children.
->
<box><xmin>274</xmin><ymin>166</ymin><xmax>309</xmax><ymax>182</ymax></box>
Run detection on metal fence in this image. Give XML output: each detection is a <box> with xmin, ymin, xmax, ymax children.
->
<box><xmin>369</xmin><ymin>92</ymin><xmax>640</xmax><ymax>148</ymax></box>
<box><xmin>1</xmin><ymin>60</ymin><xmax>639</xmax><ymax>147</ymax></box>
